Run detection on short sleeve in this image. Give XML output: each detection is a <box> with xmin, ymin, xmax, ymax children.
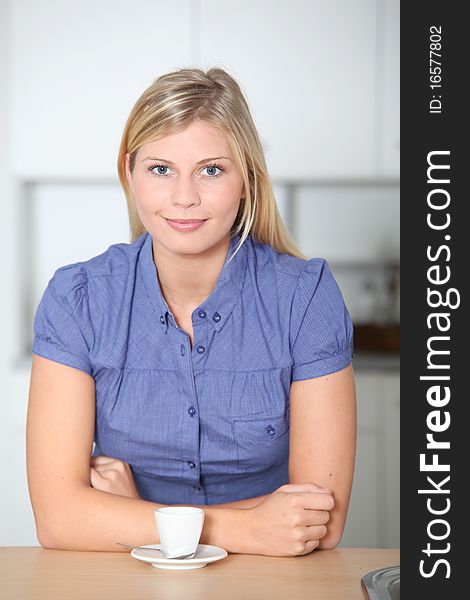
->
<box><xmin>290</xmin><ymin>258</ymin><xmax>354</xmax><ymax>381</ymax></box>
<box><xmin>32</xmin><ymin>266</ymin><xmax>94</xmax><ymax>376</ymax></box>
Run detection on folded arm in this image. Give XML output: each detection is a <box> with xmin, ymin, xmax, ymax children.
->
<box><xmin>288</xmin><ymin>364</ymin><xmax>357</xmax><ymax>549</ymax></box>
<box><xmin>26</xmin><ymin>355</ymin><xmax>251</xmax><ymax>552</ymax></box>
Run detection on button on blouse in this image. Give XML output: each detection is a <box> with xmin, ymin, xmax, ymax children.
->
<box><xmin>32</xmin><ymin>231</ymin><xmax>353</xmax><ymax>506</ymax></box>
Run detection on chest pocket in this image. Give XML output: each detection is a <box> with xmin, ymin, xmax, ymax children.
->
<box><xmin>232</xmin><ymin>412</ymin><xmax>290</xmax><ymax>474</ymax></box>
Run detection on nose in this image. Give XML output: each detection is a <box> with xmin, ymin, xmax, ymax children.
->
<box><xmin>171</xmin><ymin>174</ymin><xmax>201</xmax><ymax>209</ymax></box>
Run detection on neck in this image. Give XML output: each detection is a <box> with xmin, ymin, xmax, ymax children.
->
<box><xmin>152</xmin><ymin>235</ymin><xmax>231</xmax><ymax>309</ymax></box>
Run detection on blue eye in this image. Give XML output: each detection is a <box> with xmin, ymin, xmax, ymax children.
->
<box><xmin>202</xmin><ymin>164</ymin><xmax>223</xmax><ymax>177</ymax></box>
<box><xmin>149</xmin><ymin>164</ymin><xmax>171</xmax><ymax>176</ymax></box>
<box><xmin>147</xmin><ymin>162</ymin><xmax>224</xmax><ymax>178</ymax></box>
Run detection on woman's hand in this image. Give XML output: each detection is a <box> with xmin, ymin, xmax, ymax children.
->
<box><xmin>90</xmin><ymin>455</ymin><xmax>140</xmax><ymax>499</ymax></box>
<box><xmin>274</xmin><ymin>482</ymin><xmax>330</xmax><ymax>495</ymax></box>
<box><xmin>243</xmin><ymin>482</ymin><xmax>334</xmax><ymax>557</ymax></box>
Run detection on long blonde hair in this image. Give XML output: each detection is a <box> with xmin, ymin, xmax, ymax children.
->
<box><xmin>117</xmin><ymin>67</ymin><xmax>307</xmax><ymax>261</ymax></box>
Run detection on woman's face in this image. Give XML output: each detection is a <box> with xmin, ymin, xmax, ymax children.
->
<box><xmin>126</xmin><ymin>120</ymin><xmax>245</xmax><ymax>256</ymax></box>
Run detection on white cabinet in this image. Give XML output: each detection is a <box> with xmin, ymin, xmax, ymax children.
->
<box><xmin>296</xmin><ymin>184</ymin><xmax>400</xmax><ymax>264</ymax></box>
<box><xmin>9</xmin><ymin>0</ymin><xmax>194</xmax><ymax>178</ymax></box>
<box><xmin>200</xmin><ymin>0</ymin><xmax>378</xmax><ymax>179</ymax></box>
<box><xmin>30</xmin><ymin>183</ymin><xmax>129</xmax><ymax>328</ymax></box>
<box><xmin>0</xmin><ymin>369</ymin><xmax>37</xmax><ymax>546</ymax></box>
<box><xmin>8</xmin><ymin>0</ymin><xmax>398</xmax><ymax>181</ymax></box>
<box><xmin>381</xmin><ymin>372</ymin><xmax>400</xmax><ymax>547</ymax></box>
<box><xmin>378</xmin><ymin>0</ymin><xmax>400</xmax><ymax>176</ymax></box>
<box><xmin>339</xmin><ymin>368</ymin><xmax>400</xmax><ymax>548</ymax></box>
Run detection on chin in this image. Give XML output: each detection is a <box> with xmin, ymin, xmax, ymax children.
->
<box><xmin>156</xmin><ymin>232</ymin><xmax>219</xmax><ymax>256</ymax></box>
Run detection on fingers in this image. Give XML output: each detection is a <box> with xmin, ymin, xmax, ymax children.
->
<box><xmin>297</xmin><ymin>522</ymin><xmax>329</xmax><ymax>556</ymax></box>
<box><xmin>90</xmin><ymin>456</ymin><xmax>130</xmax><ymax>474</ymax></box>
<box><xmin>300</xmin><ymin>539</ymin><xmax>321</xmax><ymax>555</ymax></box>
<box><xmin>279</xmin><ymin>482</ymin><xmax>331</xmax><ymax>494</ymax></box>
<box><xmin>90</xmin><ymin>466</ymin><xmax>105</xmax><ymax>486</ymax></box>
<box><xmin>91</xmin><ymin>466</ymin><xmax>117</xmax><ymax>475</ymax></box>
<box><xmin>304</xmin><ymin>525</ymin><xmax>328</xmax><ymax>542</ymax></box>
<box><xmin>90</xmin><ymin>455</ymin><xmax>116</xmax><ymax>466</ymax></box>
<box><xmin>303</xmin><ymin>509</ymin><xmax>331</xmax><ymax>527</ymax></box>
<box><xmin>291</xmin><ymin>491</ymin><xmax>334</xmax><ymax>511</ymax></box>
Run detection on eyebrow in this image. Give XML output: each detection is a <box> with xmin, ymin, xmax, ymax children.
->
<box><xmin>142</xmin><ymin>156</ymin><xmax>232</xmax><ymax>164</ymax></box>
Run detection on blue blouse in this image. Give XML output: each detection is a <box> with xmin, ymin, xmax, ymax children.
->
<box><xmin>32</xmin><ymin>231</ymin><xmax>353</xmax><ymax>505</ymax></box>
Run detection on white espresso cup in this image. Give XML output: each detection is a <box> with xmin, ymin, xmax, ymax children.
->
<box><xmin>155</xmin><ymin>506</ymin><xmax>205</xmax><ymax>558</ymax></box>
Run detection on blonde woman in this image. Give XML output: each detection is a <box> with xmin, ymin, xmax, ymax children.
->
<box><xmin>26</xmin><ymin>68</ymin><xmax>356</xmax><ymax>557</ymax></box>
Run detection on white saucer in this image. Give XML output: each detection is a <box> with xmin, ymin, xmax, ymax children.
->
<box><xmin>130</xmin><ymin>543</ymin><xmax>228</xmax><ymax>570</ymax></box>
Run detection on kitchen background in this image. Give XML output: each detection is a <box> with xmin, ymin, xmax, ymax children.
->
<box><xmin>0</xmin><ymin>0</ymin><xmax>399</xmax><ymax>548</ymax></box>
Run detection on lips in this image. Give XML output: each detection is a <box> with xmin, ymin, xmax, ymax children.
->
<box><xmin>166</xmin><ymin>219</ymin><xmax>207</xmax><ymax>223</ymax></box>
<box><xmin>164</xmin><ymin>217</ymin><xmax>208</xmax><ymax>232</ymax></box>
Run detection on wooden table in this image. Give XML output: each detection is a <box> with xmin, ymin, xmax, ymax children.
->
<box><xmin>1</xmin><ymin>546</ymin><xmax>399</xmax><ymax>599</ymax></box>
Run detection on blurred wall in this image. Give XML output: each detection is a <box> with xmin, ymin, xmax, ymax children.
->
<box><xmin>0</xmin><ymin>0</ymin><xmax>399</xmax><ymax>547</ymax></box>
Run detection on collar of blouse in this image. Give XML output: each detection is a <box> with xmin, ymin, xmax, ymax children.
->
<box><xmin>139</xmin><ymin>231</ymin><xmax>248</xmax><ymax>334</ymax></box>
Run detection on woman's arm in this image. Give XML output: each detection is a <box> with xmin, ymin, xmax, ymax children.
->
<box><xmin>89</xmin><ymin>453</ymin><xmax>269</xmax><ymax>509</ymax></box>
<box><xmin>26</xmin><ymin>355</ymin><xmax>249</xmax><ymax>552</ymax></box>
<box><xmin>207</xmin><ymin>495</ymin><xmax>269</xmax><ymax>508</ymax></box>
<box><xmin>288</xmin><ymin>363</ymin><xmax>357</xmax><ymax>549</ymax></box>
